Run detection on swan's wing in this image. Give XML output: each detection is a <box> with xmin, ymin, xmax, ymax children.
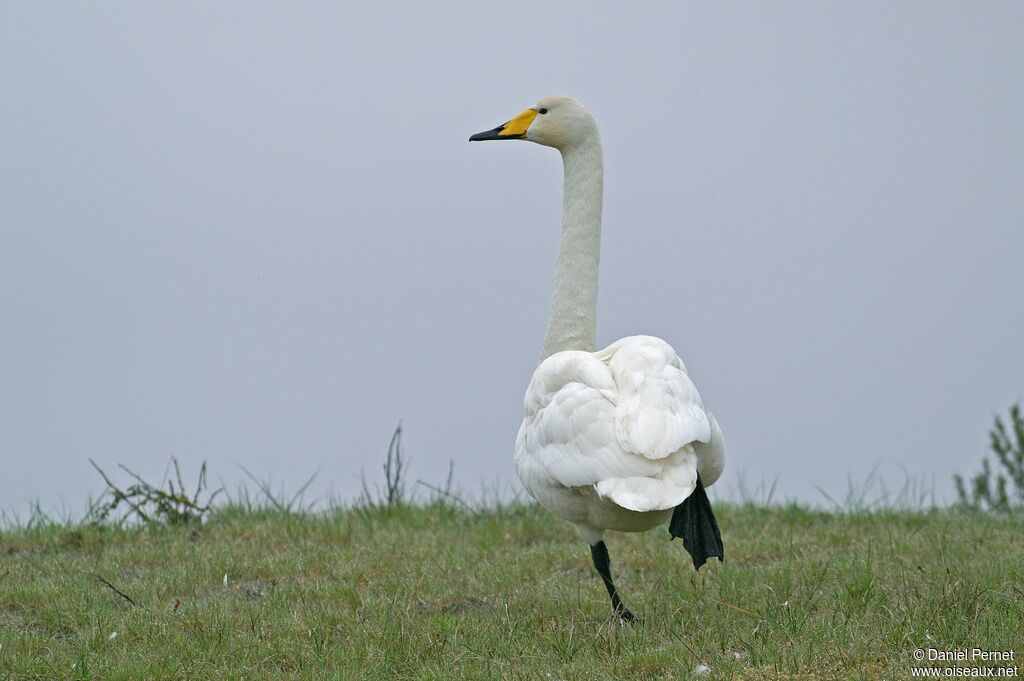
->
<box><xmin>519</xmin><ymin>351</ymin><xmax>664</xmax><ymax>489</ymax></box>
<box><xmin>694</xmin><ymin>411</ymin><xmax>725</xmax><ymax>487</ymax></box>
<box><xmin>517</xmin><ymin>337</ymin><xmax>723</xmax><ymax>513</ymax></box>
<box><xmin>601</xmin><ymin>336</ymin><xmax>712</xmax><ymax>460</ymax></box>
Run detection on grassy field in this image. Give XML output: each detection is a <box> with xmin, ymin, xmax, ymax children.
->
<box><xmin>1</xmin><ymin>500</ymin><xmax>1021</xmax><ymax>680</ymax></box>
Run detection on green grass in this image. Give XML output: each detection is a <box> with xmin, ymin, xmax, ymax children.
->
<box><xmin>1</xmin><ymin>502</ymin><xmax>1021</xmax><ymax>680</ymax></box>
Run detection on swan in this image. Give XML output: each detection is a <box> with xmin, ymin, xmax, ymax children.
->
<box><xmin>470</xmin><ymin>96</ymin><xmax>725</xmax><ymax>622</ymax></box>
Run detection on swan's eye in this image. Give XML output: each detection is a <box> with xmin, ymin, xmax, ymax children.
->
<box><xmin>538</xmin><ymin>108</ymin><xmax>548</xmax><ymax>114</ymax></box>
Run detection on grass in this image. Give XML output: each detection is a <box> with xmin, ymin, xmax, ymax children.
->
<box><xmin>0</xmin><ymin>500</ymin><xmax>1021</xmax><ymax>680</ymax></box>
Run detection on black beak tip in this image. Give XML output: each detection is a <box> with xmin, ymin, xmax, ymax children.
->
<box><xmin>469</xmin><ymin>124</ymin><xmax>513</xmax><ymax>142</ymax></box>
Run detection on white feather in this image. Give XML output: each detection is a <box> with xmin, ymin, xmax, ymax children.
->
<box><xmin>517</xmin><ymin>336</ymin><xmax>721</xmax><ymax>520</ymax></box>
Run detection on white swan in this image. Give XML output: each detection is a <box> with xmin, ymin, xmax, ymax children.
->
<box><xmin>471</xmin><ymin>96</ymin><xmax>725</xmax><ymax>621</ymax></box>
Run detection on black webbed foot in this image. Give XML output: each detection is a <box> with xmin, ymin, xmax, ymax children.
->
<box><xmin>615</xmin><ymin>606</ymin><xmax>642</xmax><ymax>624</ymax></box>
<box><xmin>668</xmin><ymin>474</ymin><xmax>724</xmax><ymax>570</ymax></box>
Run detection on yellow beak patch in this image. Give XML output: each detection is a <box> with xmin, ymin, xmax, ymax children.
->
<box><xmin>499</xmin><ymin>108</ymin><xmax>538</xmax><ymax>137</ymax></box>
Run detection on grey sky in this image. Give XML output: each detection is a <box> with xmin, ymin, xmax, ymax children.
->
<box><xmin>2</xmin><ymin>2</ymin><xmax>1022</xmax><ymax>513</ymax></box>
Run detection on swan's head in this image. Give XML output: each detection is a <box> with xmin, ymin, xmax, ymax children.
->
<box><xmin>469</xmin><ymin>96</ymin><xmax>598</xmax><ymax>150</ymax></box>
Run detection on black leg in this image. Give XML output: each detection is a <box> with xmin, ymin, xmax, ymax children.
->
<box><xmin>590</xmin><ymin>541</ymin><xmax>640</xmax><ymax>623</ymax></box>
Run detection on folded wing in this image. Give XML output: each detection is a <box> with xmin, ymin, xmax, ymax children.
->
<box><xmin>517</xmin><ymin>336</ymin><xmax>721</xmax><ymax>513</ymax></box>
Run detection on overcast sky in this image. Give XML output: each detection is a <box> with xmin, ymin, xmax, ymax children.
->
<box><xmin>2</xmin><ymin>2</ymin><xmax>1022</xmax><ymax>515</ymax></box>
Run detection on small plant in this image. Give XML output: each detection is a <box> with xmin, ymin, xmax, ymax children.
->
<box><xmin>237</xmin><ymin>466</ymin><xmax>319</xmax><ymax>514</ymax></box>
<box><xmin>383</xmin><ymin>422</ymin><xmax>406</xmax><ymax>507</ymax></box>
<box><xmin>89</xmin><ymin>458</ymin><xmax>222</xmax><ymax>526</ymax></box>
<box><xmin>358</xmin><ymin>422</ymin><xmax>408</xmax><ymax>510</ymax></box>
<box><xmin>955</xmin><ymin>404</ymin><xmax>1024</xmax><ymax>513</ymax></box>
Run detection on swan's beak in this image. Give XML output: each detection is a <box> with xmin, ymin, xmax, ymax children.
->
<box><xmin>469</xmin><ymin>108</ymin><xmax>538</xmax><ymax>141</ymax></box>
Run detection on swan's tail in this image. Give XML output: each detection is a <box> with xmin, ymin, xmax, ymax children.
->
<box><xmin>668</xmin><ymin>475</ymin><xmax>724</xmax><ymax>570</ymax></box>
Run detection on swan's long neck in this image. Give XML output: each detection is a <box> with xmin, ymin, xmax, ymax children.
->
<box><xmin>541</xmin><ymin>137</ymin><xmax>603</xmax><ymax>360</ymax></box>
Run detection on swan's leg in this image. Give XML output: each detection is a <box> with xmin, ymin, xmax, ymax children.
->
<box><xmin>590</xmin><ymin>541</ymin><xmax>640</xmax><ymax>623</ymax></box>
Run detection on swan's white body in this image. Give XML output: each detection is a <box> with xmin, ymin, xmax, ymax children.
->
<box><xmin>515</xmin><ymin>336</ymin><xmax>725</xmax><ymax>545</ymax></box>
<box><xmin>472</xmin><ymin>95</ymin><xmax>725</xmax><ymax>555</ymax></box>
